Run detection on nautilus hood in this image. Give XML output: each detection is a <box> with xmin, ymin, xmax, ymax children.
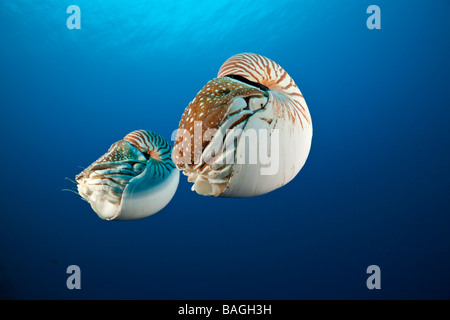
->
<box><xmin>173</xmin><ymin>77</ymin><xmax>269</xmax><ymax>167</ymax></box>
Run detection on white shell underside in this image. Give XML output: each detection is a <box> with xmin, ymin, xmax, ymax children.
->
<box><xmin>222</xmin><ymin>106</ymin><xmax>312</xmax><ymax>197</ymax></box>
<box><xmin>115</xmin><ymin>167</ymin><xmax>179</xmax><ymax>220</ymax></box>
<box><xmin>83</xmin><ymin>166</ymin><xmax>179</xmax><ymax>221</ymax></box>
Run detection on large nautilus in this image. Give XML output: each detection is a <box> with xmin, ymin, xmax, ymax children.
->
<box><xmin>173</xmin><ymin>53</ymin><xmax>312</xmax><ymax>197</ymax></box>
<box><xmin>75</xmin><ymin>130</ymin><xmax>179</xmax><ymax>220</ymax></box>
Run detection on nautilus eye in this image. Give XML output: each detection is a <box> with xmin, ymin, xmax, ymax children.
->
<box><xmin>173</xmin><ymin>53</ymin><xmax>312</xmax><ymax>197</ymax></box>
<box><xmin>75</xmin><ymin>130</ymin><xmax>179</xmax><ymax>220</ymax></box>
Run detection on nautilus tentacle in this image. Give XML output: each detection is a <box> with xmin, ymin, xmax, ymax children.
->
<box><xmin>76</xmin><ymin>130</ymin><xmax>179</xmax><ymax>220</ymax></box>
<box><xmin>173</xmin><ymin>53</ymin><xmax>312</xmax><ymax>197</ymax></box>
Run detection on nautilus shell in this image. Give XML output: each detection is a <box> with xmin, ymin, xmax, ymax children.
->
<box><xmin>76</xmin><ymin>130</ymin><xmax>179</xmax><ymax>220</ymax></box>
<box><xmin>173</xmin><ymin>53</ymin><xmax>312</xmax><ymax>197</ymax></box>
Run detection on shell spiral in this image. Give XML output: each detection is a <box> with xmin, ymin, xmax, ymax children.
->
<box><xmin>218</xmin><ymin>53</ymin><xmax>311</xmax><ymax>128</ymax></box>
<box><xmin>174</xmin><ymin>52</ymin><xmax>313</xmax><ymax>197</ymax></box>
<box><xmin>123</xmin><ymin>130</ymin><xmax>174</xmax><ymax>172</ymax></box>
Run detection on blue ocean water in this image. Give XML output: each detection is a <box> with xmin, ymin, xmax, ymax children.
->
<box><xmin>0</xmin><ymin>0</ymin><xmax>449</xmax><ymax>300</ymax></box>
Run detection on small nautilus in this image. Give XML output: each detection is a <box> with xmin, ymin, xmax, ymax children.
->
<box><xmin>173</xmin><ymin>53</ymin><xmax>312</xmax><ymax>197</ymax></box>
<box><xmin>75</xmin><ymin>130</ymin><xmax>179</xmax><ymax>220</ymax></box>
